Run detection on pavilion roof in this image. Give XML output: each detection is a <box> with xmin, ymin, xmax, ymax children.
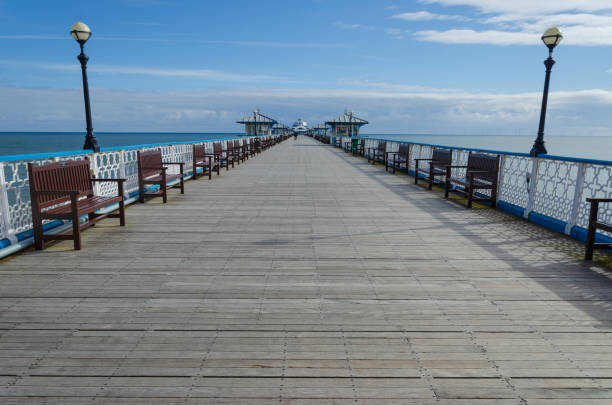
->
<box><xmin>325</xmin><ymin>112</ymin><xmax>368</xmax><ymax>125</ymax></box>
<box><xmin>237</xmin><ymin>110</ymin><xmax>278</xmax><ymax>125</ymax></box>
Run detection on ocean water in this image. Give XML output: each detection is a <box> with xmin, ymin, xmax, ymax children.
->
<box><xmin>0</xmin><ymin>132</ymin><xmax>610</xmax><ymax>162</ymax></box>
<box><xmin>0</xmin><ymin>132</ymin><xmax>242</xmax><ymax>158</ymax></box>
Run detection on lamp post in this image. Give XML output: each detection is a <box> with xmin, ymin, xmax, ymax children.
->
<box><xmin>530</xmin><ymin>26</ymin><xmax>563</xmax><ymax>157</ymax></box>
<box><xmin>71</xmin><ymin>21</ymin><xmax>100</xmax><ymax>152</ymax></box>
<box><xmin>253</xmin><ymin>109</ymin><xmax>257</xmax><ymax>136</ymax></box>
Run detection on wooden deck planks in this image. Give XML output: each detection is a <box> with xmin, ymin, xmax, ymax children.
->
<box><xmin>0</xmin><ymin>136</ymin><xmax>611</xmax><ymax>403</ymax></box>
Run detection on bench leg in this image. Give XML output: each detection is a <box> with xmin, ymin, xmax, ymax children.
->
<box><xmin>585</xmin><ymin>201</ymin><xmax>599</xmax><ymax>260</ymax></box>
<box><xmin>32</xmin><ymin>217</ymin><xmax>44</xmax><ymax>250</ymax></box>
<box><xmin>180</xmin><ymin>177</ymin><xmax>185</xmax><ymax>194</ymax></box>
<box><xmin>414</xmin><ymin>161</ymin><xmax>419</xmax><ymax>185</ymax></box>
<box><xmin>466</xmin><ymin>177</ymin><xmax>474</xmax><ymax>208</ymax></box>
<box><xmin>72</xmin><ymin>209</ymin><xmax>81</xmax><ymax>250</ymax></box>
<box><xmin>139</xmin><ymin>183</ymin><xmax>145</xmax><ymax>203</ymax></box>
<box><xmin>444</xmin><ymin>180</ymin><xmax>450</xmax><ymax>198</ymax></box>
<box><xmin>119</xmin><ymin>199</ymin><xmax>126</xmax><ymax>227</ymax></box>
<box><xmin>428</xmin><ymin>171</ymin><xmax>434</xmax><ymax>191</ymax></box>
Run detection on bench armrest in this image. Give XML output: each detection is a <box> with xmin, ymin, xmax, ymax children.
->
<box><xmin>140</xmin><ymin>166</ymin><xmax>166</xmax><ymax>171</ymax></box>
<box><xmin>445</xmin><ymin>165</ymin><xmax>468</xmax><ymax>169</ymax></box>
<box><xmin>587</xmin><ymin>198</ymin><xmax>612</xmax><ymax>203</ymax></box>
<box><xmin>468</xmin><ymin>170</ymin><xmax>489</xmax><ymax>175</ymax></box>
<box><xmin>163</xmin><ymin>162</ymin><xmax>185</xmax><ymax>166</ymax></box>
<box><xmin>90</xmin><ymin>178</ymin><xmax>126</xmax><ymax>183</ymax></box>
<box><xmin>414</xmin><ymin>158</ymin><xmax>433</xmax><ymax>161</ymax></box>
<box><xmin>34</xmin><ymin>190</ymin><xmax>82</xmax><ymax>197</ymax></box>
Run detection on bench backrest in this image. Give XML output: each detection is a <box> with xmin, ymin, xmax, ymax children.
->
<box><xmin>432</xmin><ymin>149</ymin><xmax>452</xmax><ymax>167</ymax></box>
<box><xmin>467</xmin><ymin>153</ymin><xmax>500</xmax><ymax>183</ymax></box>
<box><xmin>398</xmin><ymin>144</ymin><xmax>410</xmax><ymax>159</ymax></box>
<box><xmin>226</xmin><ymin>141</ymin><xmax>234</xmax><ymax>152</ymax></box>
<box><xmin>243</xmin><ymin>139</ymin><xmax>248</xmax><ymax>148</ymax></box>
<box><xmin>137</xmin><ymin>149</ymin><xmax>163</xmax><ymax>179</ymax></box>
<box><xmin>193</xmin><ymin>144</ymin><xmax>206</xmax><ymax>161</ymax></box>
<box><xmin>377</xmin><ymin>141</ymin><xmax>386</xmax><ymax>151</ymax></box>
<box><xmin>213</xmin><ymin>142</ymin><xmax>222</xmax><ymax>154</ymax></box>
<box><xmin>28</xmin><ymin>159</ymin><xmax>93</xmax><ymax>209</ymax></box>
<box><xmin>234</xmin><ymin>140</ymin><xmax>240</xmax><ymax>148</ymax></box>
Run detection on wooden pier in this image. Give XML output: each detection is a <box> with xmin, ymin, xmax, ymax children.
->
<box><xmin>1</xmin><ymin>136</ymin><xmax>611</xmax><ymax>404</ymax></box>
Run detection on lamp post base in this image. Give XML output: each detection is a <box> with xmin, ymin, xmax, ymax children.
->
<box><xmin>83</xmin><ymin>135</ymin><xmax>100</xmax><ymax>153</ymax></box>
<box><xmin>529</xmin><ymin>139</ymin><xmax>547</xmax><ymax>157</ymax></box>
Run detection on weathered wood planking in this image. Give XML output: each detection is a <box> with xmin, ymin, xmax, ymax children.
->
<box><xmin>0</xmin><ymin>136</ymin><xmax>611</xmax><ymax>403</ymax></box>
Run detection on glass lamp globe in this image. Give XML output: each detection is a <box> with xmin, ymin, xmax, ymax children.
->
<box><xmin>542</xmin><ymin>27</ymin><xmax>562</xmax><ymax>49</ymax></box>
<box><xmin>71</xmin><ymin>22</ymin><xmax>91</xmax><ymax>43</ymax></box>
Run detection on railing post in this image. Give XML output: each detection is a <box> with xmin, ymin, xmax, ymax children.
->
<box><xmin>565</xmin><ymin>162</ymin><xmax>586</xmax><ymax>235</ymax></box>
<box><xmin>0</xmin><ymin>162</ymin><xmax>18</xmax><ymax>245</ymax></box>
<box><xmin>524</xmin><ymin>157</ymin><xmax>540</xmax><ymax>219</ymax></box>
<box><xmin>497</xmin><ymin>155</ymin><xmax>506</xmax><ymax>205</ymax></box>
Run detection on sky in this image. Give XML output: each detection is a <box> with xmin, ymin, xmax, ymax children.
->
<box><xmin>1</xmin><ymin>0</ymin><xmax>612</xmax><ymax>136</ymax></box>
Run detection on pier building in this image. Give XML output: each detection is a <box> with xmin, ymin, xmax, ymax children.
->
<box><xmin>237</xmin><ymin>109</ymin><xmax>277</xmax><ymax>136</ymax></box>
<box><xmin>325</xmin><ymin>110</ymin><xmax>368</xmax><ymax>148</ymax></box>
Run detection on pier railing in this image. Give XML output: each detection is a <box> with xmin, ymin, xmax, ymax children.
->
<box><xmin>339</xmin><ymin>137</ymin><xmax>612</xmax><ymax>245</ymax></box>
<box><xmin>0</xmin><ymin>135</ymin><xmax>270</xmax><ymax>257</ymax></box>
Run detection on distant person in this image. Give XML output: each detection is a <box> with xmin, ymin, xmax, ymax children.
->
<box><xmin>294</xmin><ymin>133</ymin><xmax>298</xmax><ymax>140</ymax></box>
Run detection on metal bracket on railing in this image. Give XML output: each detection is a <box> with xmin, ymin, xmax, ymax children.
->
<box><xmin>524</xmin><ymin>158</ymin><xmax>540</xmax><ymax>219</ymax></box>
<box><xmin>565</xmin><ymin>162</ymin><xmax>586</xmax><ymax>235</ymax></box>
<box><xmin>0</xmin><ymin>162</ymin><xmax>18</xmax><ymax>245</ymax></box>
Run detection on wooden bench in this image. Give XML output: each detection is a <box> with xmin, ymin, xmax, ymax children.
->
<box><xmin>137</xmin><ymin>149</ymin><xmax>184</xmax><ymax>203</ymax></box>
<box><xmin>386</xmin><ymin>144</ymin><xmax>410</xmax><ymax>174</ymax></box>
<box><xmin>367</xmin><ymin>141</ymin><xmax>386</xmax><ymax>165</ymax></box>
<box><xmin>234</xmin><ymin>140</ymin><xmax>245</xmax><ymax>163</ymax></box>
<box><xmin>353</xmin><ymin>139</ymin><xmax>366</xmax><ymax>156</ymax></box>
<box><xmin>414</xmin><ymin>148</ymin><xmax>453</xmax><ymax>190</ymax></box>
<box><xmin>585</xmin><ymin>198</ymin><xmax>612</xmax><ymax>260</ymax></box>
<box><xmin>28</xmin><ymin>158</ymin><xmax>126</xmax><ymax>250</ymax></box>
<box><xmin>242</xmin><ymin>139</ymin><xmax>250</xmax><ymax>160</ymax></box>
<box><xmin>444</xmin><ymin>153</ymin><xmax>500</xmax><ymax>208</ymax></box>
<box><xmin>192</xmin><ymin>144</ymin><xmax>219</xmax><ymax>180</ymax></box>
<box><xmin>213</xmin><ymin>142</ymin><xmax>232</xmax><ymax>170</ymax></box>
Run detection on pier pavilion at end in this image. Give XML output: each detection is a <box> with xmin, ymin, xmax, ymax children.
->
<box><xmin>237</xmin><ymin>109</ymin><xmax>278</xmax><ymax>136</ymax></box>
<box><xmin>325</xmin><ymin>111</ymin><xmax>368</xmax><ymax>147</ymax></box>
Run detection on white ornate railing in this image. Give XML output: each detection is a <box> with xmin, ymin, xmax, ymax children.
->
<box><xmin>0</xmin><ymin>136</ymin><xmax>270</xmax><ymax>255</ymax></box>
<box><xmin>351</xmin><ymin>137</ymin><xmax>611</xmax><ymax>243</ymax></box>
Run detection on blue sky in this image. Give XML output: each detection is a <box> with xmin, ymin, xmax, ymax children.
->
<box><xmin>1</xmin><ymin>0</ymin><xmax>612</xmax><ymax>135</ymax></box>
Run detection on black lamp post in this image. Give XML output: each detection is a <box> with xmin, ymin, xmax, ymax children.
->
<box><xmin>530</xmin><ymin>26</ymin><xmax>563</xmax><ymax>157</ymax></box>
<box><xmin>71</xmin><ymin>22</ymin><xmax>100</xmax><ymax>152</ymax></box>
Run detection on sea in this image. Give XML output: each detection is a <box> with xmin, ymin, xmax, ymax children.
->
<box><xmin>0</xmin><ymin>132</ymin><xmax>611</xmax><ymax>162</ymax></box>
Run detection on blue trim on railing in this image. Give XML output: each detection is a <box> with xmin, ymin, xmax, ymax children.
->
<box><xmin>0</xmin><ymin>239</ymin><xmax>9</xmax><ymax>249</ymax></box>
<box><xmin>0</xmin><ymin>134</ymin><xmax>262</xmax><ymax>162</ymax></box>
<box><xmin>16</xmin><ymin>220</ymin><xmax>64</xmax><ymax>242</ymax></box>
<box><xmin>498</xmin><ymin>201</ymin><xmax>525</xmax><ymax>217</ymax></box>
<box><xmin>570</xmin><ymin>225</ymin><xmax>612</xmax><ymax>245</ymax></box>
<box><xmin>528</xmin><ymin>212</ymin><xmax>567</xmax><ymax>234</ymax></box>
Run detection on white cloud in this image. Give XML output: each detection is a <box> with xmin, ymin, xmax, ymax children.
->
<box><xmin>335</xmin><ymin>21</ymin><xmax>376</xmax><ymax>31</ymax></box>
<box><xmin>406</xmin><ymin>1</ymin><xmax>612</xmax><ymax>45</ymax></box>
<box><xmin>2</xmin><ymin>85</ymin><xmax>612</xmax><ymax>136</ymax></box>
<box><xmin>386</xmin><ymin>28</ymin><xmax>406</xmax><ymax>39</ymax></box>
<box><xmin>392</xmin><ymin>11</ymin><xmax>469</xmax><ymax>21</ymax></box>
<box><xmin>419</xmin><ymin>0</ymin><xmax>612</xmax><ymax>15</ymax></box>
<box><xmin>415</xmin><ymin>29</ymin><xmax>538</xmax><ymax>45</ymax></box>
<box><xmin>0</xmin><ymin>60</ymin><xmax>280</xmax><ymax>83</ymax></box>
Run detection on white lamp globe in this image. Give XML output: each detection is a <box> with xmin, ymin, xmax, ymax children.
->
<box><xmin>71</xmin><ymin>21</ymin><xmax>91</xmax><ymax>43</ymax></box>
